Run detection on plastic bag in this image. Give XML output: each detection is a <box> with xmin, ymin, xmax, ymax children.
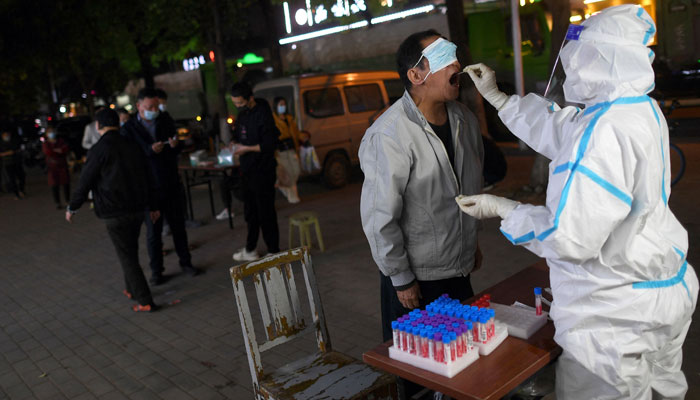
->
<box><xmin>299</xmin><ymin>145</ymin><xmax>320</xmax><ymax>174</ymax></box>
<box><xmin>217</xmin><ymin>146</ymin><xmax>235</xmax><ymax>166</ymax></box>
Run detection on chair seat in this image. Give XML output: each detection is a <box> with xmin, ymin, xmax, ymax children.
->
<box><xmin>289</xmin><ymin>211</ymin><xmax>319</xmax><ymax>225</ymax></box>
<box><xmin>260</xmin><ymin>351</ymin><xmax>396</xmax><ymax>400</ymax></box>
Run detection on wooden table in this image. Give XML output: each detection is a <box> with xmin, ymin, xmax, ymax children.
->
<box><xmin>179</xmin><ymin>164</ymin><xmax>236</xmax><ymax>228</ymax></box>
<box><xmin>363</xmin><ymin>261</ymin><xmax>561</xmax><ymax>400</ymax></box>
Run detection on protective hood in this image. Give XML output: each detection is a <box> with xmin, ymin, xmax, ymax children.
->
<box><xmin>560</xmin><ymin>5</ymin><xmax>656</xmax><ymax>106</ymax></box>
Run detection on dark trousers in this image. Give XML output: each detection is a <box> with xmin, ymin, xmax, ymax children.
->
<box><xmin>380</xmin><ymin>272</ymin><xmax>474</xmax><ymax>399</ymax></box>
<box><xmin>4</xmin><ymin>163</ymin><xmax>25</xmax><ymax>196</ymax></box>
<box><xmin>145</xmin><ymin>185</ymin><xmax>192</xmax><ymax>277</ymax></box>
<box><xmin>242</xmin><ymin>171</ymin><xmax>279</xmax><ymax>253</ymax></box>
<box><xmin>104</xmin><ymin>213</ymin><xmax>153</xmax><ymax>306</ymax></box>
<box><xmin>51</xmin><ymin>184</ymin><xmax>70</xmax><ymax>205</ymax></box>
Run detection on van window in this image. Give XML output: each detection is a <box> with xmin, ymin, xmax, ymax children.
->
<box><xmin>255</xmin><ymin>86</ymin><xmax>295</xmax><ymax>116</ymax></box>
<box><xmin>344</xmin><ymin>84</ymin><xmax>384</xmax><ymax>113</ymax></box>
<box><xmin>383</xmin><ymin>79</ymin><xmax>404</xmax><ymax>104</ymax></box>
<box><xmin>303</xmin><ymin>88</ymin><xmax>344</xmax><ymax>118</ymax></box>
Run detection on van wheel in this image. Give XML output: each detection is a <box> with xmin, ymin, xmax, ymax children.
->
<box><xmin>323</xmin><ymin>153</ymin><xmax>351</xmax><ymax>188</ymax></box>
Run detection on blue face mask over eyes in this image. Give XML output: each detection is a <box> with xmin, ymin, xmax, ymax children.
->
<box><xmin>413</xmin><ymin>38</ymin><xmax>458</xmax><ymax>83</ymax></box>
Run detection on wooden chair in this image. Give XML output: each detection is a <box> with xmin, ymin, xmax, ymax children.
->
<box><xmin>230</xmin><ymin>247</ymin><xmax>396</xmax><ymax>399</ymax></box>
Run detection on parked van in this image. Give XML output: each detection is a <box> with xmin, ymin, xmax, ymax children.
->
<box><xmin>254</xmin><ymin>71</ymin><xmax>403</xmax><ymax>188</ymax></box>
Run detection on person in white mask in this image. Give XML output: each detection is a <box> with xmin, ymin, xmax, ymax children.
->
<box><xmin>459</xmin><ymin>5</ymin><xmax>698</xmax><ymax>399</ymax></box>
<box><xmin>360</xmin><ymin>29</ymin><xmax>484</xmax><ymax>398</ymax></box>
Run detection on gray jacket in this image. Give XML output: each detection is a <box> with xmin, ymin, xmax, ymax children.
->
<box><xmin>359</xmin><ymin>91</ymin><xmax>484</xmax><ymax>287</ymax></box>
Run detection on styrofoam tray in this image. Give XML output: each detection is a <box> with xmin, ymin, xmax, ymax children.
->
<box><xmin>491</xmin><ymin>302</ymin><xmax>548</xmax><ymax>340</ymax></box>
<box><xmin>388</xmin><ymin>345</ymin><xmax>479</xmax><ymax>378</ymax></box>
<box><xmin>474</xmin><ymin>324</ymin><xmax>508</xmax><ymax>356</ymax></box>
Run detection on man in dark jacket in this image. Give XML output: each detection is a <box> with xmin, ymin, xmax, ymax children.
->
<box><xmin>66</xmin><ymin>109</ymin><xmax>160</xmax><ymax>312</ymax></box>
<box><xmin>121</xmin><ymin>88</ymin><xmax>202</xmax><ymax>285</ymax></box>
<box><xmin>230</xmin><ymin>82</ymin><xmax>280</xmax><ymax>261</ymax></box>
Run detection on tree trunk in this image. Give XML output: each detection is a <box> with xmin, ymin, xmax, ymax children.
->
<box><xmin>259</xmin><ymin>0</ymin><xmax>283</xmax><ymax>77</ymax></box>
<box><xmin>210</xmin><ymin>0</ymin><xmax>231</xmax><ymax>143</ymax></box>
<box><xmin>446</xmin><ymin>0</ymin><xmax>490</xmax><ymax>137</ymax></box>
<box><xmin>136</xmin><ymin>46</ymin><xmax>156</xmax><ymax>88</ymax></box>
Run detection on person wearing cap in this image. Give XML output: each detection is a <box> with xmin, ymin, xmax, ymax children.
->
<box><xmin>459</xmin><ymin>5</ymin><xmax>698</xmax><ymax>398</ymax></box>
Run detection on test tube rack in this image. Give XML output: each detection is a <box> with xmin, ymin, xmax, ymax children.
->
<box><xmin>490</xmin><ymin>302</ymin><xmax>548</xmax><ymax>339</ymax></box>
<box><xmin>388</xmin><ymin>343</ymin><xmax>479</xmax><ymax>378</ymax></box>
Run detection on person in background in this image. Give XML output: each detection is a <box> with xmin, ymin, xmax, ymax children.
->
<box><xmin>272</xmin><ymin>96</ymin><xmax>301</xmax><ymax>204</ymax></box>
<box><xmin>67</xmin><ymin>108</ymin><xmax>160</xmax><ymax>313</ymax></box>
<box><xmin>230</xmin><ymin>82</ymin><xmax>280</xmax><ymax>261</ymax></box>
<box><xmin>117</xmin><ymin>108</ymin><xmax>130</xmax><ymax>127</ymax></box>
<box><xmin>0</xmin><ymin>130</ymin><xmax>26</xmax><ymax>199</ymax></box>
<box><xmin>155</xmin><ymin>89</ymin><xmax>169</xmax><ymax>114</ymax></box>
<box><xmin>43</xmin><ymin>127</ymin><xmax>71</xmax><ymax>209</ymax></box>
<box><xmin>121</xmin><ymin>87</ymin><xmax>202</xmax><ymax>285</ymax></box>
<box><xmin>82</xmin><ymin>106</ymin><xmax>104</xmax><ymax>151</ymax></box>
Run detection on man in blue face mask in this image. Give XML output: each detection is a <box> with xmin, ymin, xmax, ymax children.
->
<box><xmin>359</xmin><ymin>30</ymin><xmax>485</xmax><ymax>396</ymax></box>
<box><xmin>121</xmin><ymin>88</ymin><xmax>203</xmax><ymax>286</ymax></box>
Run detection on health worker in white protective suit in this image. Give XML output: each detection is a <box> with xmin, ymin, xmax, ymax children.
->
<box><xmin>458</xmin><ymin>5</ymin><xmax>698</xmax><ymax>399</ymax></box>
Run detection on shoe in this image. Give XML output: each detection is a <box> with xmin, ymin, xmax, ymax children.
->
<box><xmin>132</xmin><ymin>303</ymin><xmax>159</xmax><ymax>313</ymax></box>
<box><xmin>149</xmin><ymin>274</ymin><xmax>170</xmax><ymax>286</ymax></box>
<box><xmin>216</xmin><ymin>208</ymin><xmax>233</xmax><ymax>221</ymax></box>
<box><xmin>233</xmin><ymin>248</ymin><xmax>259</xmax><ymax>262</ymax></box>
<box><xmin>123</xmin><ymin>290</ymin><xmax>132</xmax><ymax>299</ymax></box>
<box><xmin>182</xmin><ymin>265</ymin><xmax>203</xmax><ymax>277</ymax></box>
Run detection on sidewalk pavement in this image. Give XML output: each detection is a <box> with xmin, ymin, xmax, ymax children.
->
<box><xmin>1</xmin><ymin>143</ymin><xmax>698</xmax><ymax>399</ymax></box>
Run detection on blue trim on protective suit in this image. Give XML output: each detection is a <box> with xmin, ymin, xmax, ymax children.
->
<box><xmin>553</xmin><ymin>162</ymin><xmax>632</xmax><ymax>205</ymax></box>
<box><xmin>577</xmin><ymin>165</ymin><xmax>633</xmax><ymax>205</ymax></box>
<box><xmin>636</xmin><ymin>7</ymin><xmax>656</xmax><ymax>45</ymax></box>
<box><xmin>644</xmin><ymin>97</ymin><xmax>668</xmax><ymax>206</ymax></box>
<box><xmin>633</xmin><ymin>247</ymin><xmax>691</xmax><ymax>300</ymax></box>
<box><xmin>501</xmin><ymin>97</ymin><xmax>653</xmax><ymax>245</ymax></box>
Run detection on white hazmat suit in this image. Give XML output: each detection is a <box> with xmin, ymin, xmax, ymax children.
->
<box><xmin>461</xmin><ymin>5</ymin><xmax>698</xmax><ymax>399</ymax></box>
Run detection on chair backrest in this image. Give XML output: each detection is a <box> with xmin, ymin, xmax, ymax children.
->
<box><xmin>230</xmin><ymin>247</ymin><xmax>331</xmax><ymax>390</ymax></box>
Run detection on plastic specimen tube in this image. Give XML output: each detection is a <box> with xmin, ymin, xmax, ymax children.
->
<box><xmin>392</xmin><ymin>321</ymin><xmax>400</xmax><ymax>349</ymax></box>
<box><xmin>535</xmin><ymin>287</ymin><xmax>543</xmax><ymax>316</ymax></box>
<box><xmin>443</xmin><ymin>335</ymin><xmax>453</xmax><ymax>364</ymax></box>
<box><xmin>434</xmin><ymin>332</ymin><xmax>444</xmax><ymax>363</ymax></box>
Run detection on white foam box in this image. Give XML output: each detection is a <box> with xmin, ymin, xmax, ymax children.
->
<box><xmin>474</xmin><ymin>324</ymin><xmax>509</xmax><ymax>356</ymax></box>
<box><xmin>491</xmin><ymin>302</ymin><xmax>548</xmax><ymax>340</ymax></box>
<box><xmin>388</xmin><ymin>346</ymin><xmax>480</xmax><ymax>378</ymax></box>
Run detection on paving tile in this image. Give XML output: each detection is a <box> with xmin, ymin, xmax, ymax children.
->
<box><xmin>84</xmin><ymin>375</ymin><xmax>116</xmax><ymax>396</ymax></box>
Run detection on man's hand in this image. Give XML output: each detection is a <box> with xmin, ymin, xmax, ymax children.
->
<box><xmin>151</xmin><ymin>141</ymin><xmax>165</xmax><ymax>153</ymax></box>
<box><xmin>168</xmin><ymin>136</ymin><xmax>178</xmax><ymax>148</ymax></box>
<box><xmin>473</xmin><ymin>245</ymin><xmax>483</xmax><ymax>273</ymax></box>
<box><xmin>234</xmin><ymin>144</ymin><xmax>247</xmax><ymax>156</ymax></box>
<box><xmin>149</xmin><ymin>210</ymin><xmax>161</xmax><ymax>224</ymax></box>
<box><xmin>65</xmin><ymin>211</ymin><xmax>74</xmax><ymax>223</ymax></box>
<box><xmin>396</xmin><ymin>282</ymin><xmax>422</xmax><ymax>309</ymax></box>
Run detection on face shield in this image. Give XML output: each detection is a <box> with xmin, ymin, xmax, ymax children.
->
<box><xmin>543</xmin><ymin>24</ymin><xmax>585</xmax><ymax>105</ymax></box>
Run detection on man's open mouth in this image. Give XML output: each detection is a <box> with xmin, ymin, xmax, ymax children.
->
<box><xmin>449</xmin><ymin>72</ymin><xmax>459</xmax><ymax>86</ymax></box>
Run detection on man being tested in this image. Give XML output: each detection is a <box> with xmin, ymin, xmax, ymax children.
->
<box><xmin>459</xmin><ymin>5</ymin><xmax>698</xmax><ymax>399</ymax></box>
<box><xmin>360</xmin><ymin>29</ymin><xmax>484</xmax><ymax>352</ymax></box>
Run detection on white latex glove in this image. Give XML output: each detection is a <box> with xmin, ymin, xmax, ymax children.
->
<box><xmin>463</xmin><ymin>63</ymin><xmax>510</xmax><ymax>111</ymax></box>
<box><xmin>455</xmin><ymin>194</ymin><xmax>520</xmax><ymax>220</ymax></box>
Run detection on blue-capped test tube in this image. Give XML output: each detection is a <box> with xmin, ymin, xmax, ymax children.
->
<box><xmin>535</xmin><ymin>287</ymin><xmax>543</xmax><ymax>315</ymax></box>
<box><xmin>391</xmin><ymin>321</ymin><xmax>400</xmax><ymax>349</ymax></box>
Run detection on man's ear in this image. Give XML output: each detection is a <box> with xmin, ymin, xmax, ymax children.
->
<box><xmin>407</xmin><ymin>68</ymin><xmax>426</xmax><ymax>86</ymax></box>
